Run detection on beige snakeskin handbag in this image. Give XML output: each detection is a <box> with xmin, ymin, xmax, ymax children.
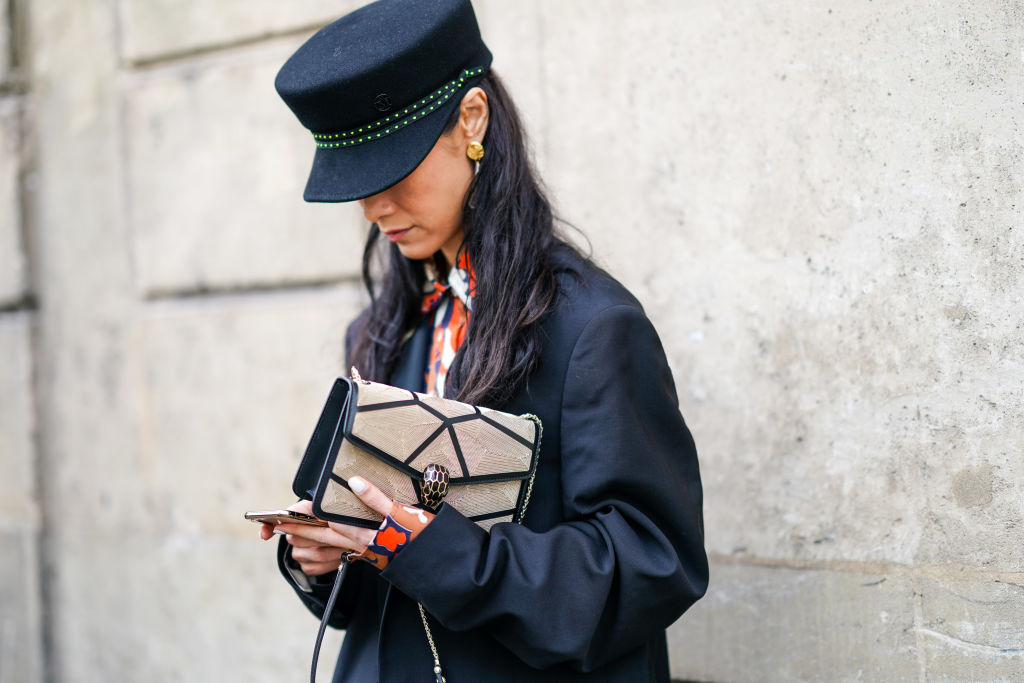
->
<box><xmin>293</xmin><ymin>368</ymin><xmax>541</xmax><ymax>529</ymax></box>
<box><xmin>293</xmin><ymin>368</ymin><xmax>542</xmax><ymax>683</ymax></box>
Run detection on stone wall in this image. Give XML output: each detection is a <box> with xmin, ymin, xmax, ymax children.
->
<box><xmin>1</xmin><ymin>1</ymin><xmax>1020</xmax><ymax>681</ymax></box>
<box><xmin>1</xmin><ymin>0</ymin><xmax>43</xmax><ymax>680</ymax></box>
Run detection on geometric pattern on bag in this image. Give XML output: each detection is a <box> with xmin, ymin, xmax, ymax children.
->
<box><xmin>295</xmin><ymin>368</ymin><xmax>541</xmax><ymax>533</ymax></box>
<box><xmin>296</xmin><ymin>368</ymin><xmax>543</xmax><ymax>683</ymax></box>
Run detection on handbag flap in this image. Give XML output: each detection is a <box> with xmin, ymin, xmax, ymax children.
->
<box><xmin>346</xmin><ymin>381</ymin><xmax>538</xmax><ymax>483</ymax></box>
<box><xmin>292</xmin><ymin>378</ymin><xmax>353</xmax><ymax>499</ymax></box>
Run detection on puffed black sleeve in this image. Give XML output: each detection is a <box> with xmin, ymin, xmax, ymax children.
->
<box><xmin>381</xmin><ymin>303</ymin><xmax>708</xmax><ymax>671</ymax></box>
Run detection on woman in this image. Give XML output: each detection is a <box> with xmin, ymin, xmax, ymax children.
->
<box><xmin>260</xmin><ymin>0</ymin><xmax>708</xmax><ymax>680</ymax></box>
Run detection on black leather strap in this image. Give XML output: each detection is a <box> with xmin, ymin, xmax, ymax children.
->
<box><xmin>310</xmin><ymin>558</ymin><xmax>350</xmax><ymax>683</ymax></box>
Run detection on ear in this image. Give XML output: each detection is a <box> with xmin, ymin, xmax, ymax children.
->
<box><xmin>454</xmin><ymin>87</ymin><xmax>489</xmax><ymax>145</ymax></box>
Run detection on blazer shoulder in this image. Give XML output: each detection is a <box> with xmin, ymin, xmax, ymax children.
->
<box><xmin>549</xmin><ymin>249</ymin><xmax>646</xmax><ymax>335</ymax></box>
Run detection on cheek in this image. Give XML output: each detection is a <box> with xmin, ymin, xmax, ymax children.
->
<box><xmin>414</xmin><ymin>150</ymin><xmax>471</xmax><ymax>219</ymax></box>
<box><xmin>402</xmin><ymin>185</ymin><xmax>463</xmax><ymax>233</ymax></box>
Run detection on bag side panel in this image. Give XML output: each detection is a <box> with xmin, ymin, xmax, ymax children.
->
<box><xmin>292</xmin><ymin>379</ymin><xmax>351</xmax><ymax>499</ymax></box>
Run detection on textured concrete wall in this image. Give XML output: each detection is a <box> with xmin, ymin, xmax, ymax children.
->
<box><xmin>0</xmin><ymin>2</ymin><xmax>44</xmax><ymax>681</ymax></box>
<box><xmin>3</xmin><ymin>0</ymin><xmax>1021</xmax><ymax>681</ymax></box>
<box><xmin>0</xmin><ymin>96</ymin><xmax>26</xmax><ymax>307</ymax></box>
<box><xmin>0</xmin><ymin>314</ymin><xmax>43</xmax><ymax>683</ymax></box>
<box><xmin>587</xmin><ymin>3</ymin><xmax>1023</xmax><ymax>681</ymax></box>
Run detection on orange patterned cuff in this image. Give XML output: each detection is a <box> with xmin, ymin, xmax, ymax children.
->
<box><xmin>351</xmin><ymin>501</ymin><xmax>435</xmax><ymax>570</ymax></box>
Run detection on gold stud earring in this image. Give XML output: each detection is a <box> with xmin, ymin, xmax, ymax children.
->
<box><xmin>466</xmin><ymin>141</ymin><xmax>484</xmax><ymax>162</ymax></box>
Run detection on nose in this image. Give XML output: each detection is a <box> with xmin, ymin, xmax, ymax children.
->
<box><xmin>359</xmin><ymin>191</ymin><xmax>395</xmax><ymax>224</ymax></box>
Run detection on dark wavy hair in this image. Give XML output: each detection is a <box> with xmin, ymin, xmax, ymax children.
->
<box><xmin>349</xmin><ymin>70</ymin><xmax>581</xmax><ymax>407</ymax></box>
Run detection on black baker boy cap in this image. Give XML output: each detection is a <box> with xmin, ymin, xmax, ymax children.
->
<box><xmin>275</xmin><ymin>0</ymin><xmax>492</xmax><ymax>202</ymax></box>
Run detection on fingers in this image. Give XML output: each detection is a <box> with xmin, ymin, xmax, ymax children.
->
<box><xmin>291</xmin><ymin>544</ymin><xmax>345</xmax><ymax>565</ymax></box>
<box><xmin>257</xmin><ymin>500</ymin><xmax>316</xmax><ymax>541</ymax></box>
<box><xmin>347</xmin><ymin>476</ymin><xmax>395</xmax><ymax>517</ymax></box>
<box><xmin>299</xmin><ymin>561</ymin><xmax>343</xmax><ymax>577</ymax></box>
<box><xmin>325</xmin><ymin>523</ymin><xmax>376</xmax><ymax>549</ymax></box>
<box><xmin>291</xmin><ymin>545</ymin><xmax>345</xmax><ymax>576</ymax></box>
<box><xmin>275</xmin><ymin>522</ymin><xmax>338</xmax><ymax>546</ymax></box>
<box><xmin>287</xmin><ymin>534</ymin><xmax>341</xmax><ymax>549</ymax></box>
<box><xmin>286</xmin><ymin>500</ymin><xmax>315</xmax><ymax>515</ymax></box>
<box><xmin>276</xmin><ymin>521</ymin><xmax>372</xmax><ymax>553</ymax></box>
<box><xmin>259</xmin><ymin>476</ymin><xmax>395</xmax><ymax>557</ymax></box>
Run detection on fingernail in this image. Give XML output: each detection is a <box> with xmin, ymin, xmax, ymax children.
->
<box><xmin>273</xmin><ymin>528</ymin><xmax>286</xmax><ymax>536</ymax></box>
<box><xmin>349</xmin><ymin>477</ymin><xmax>367</xmax><ymax>494</ymax></box>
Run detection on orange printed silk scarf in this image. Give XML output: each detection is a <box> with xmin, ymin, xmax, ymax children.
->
<box><xmin>420</xmin><ymin>252</ymin><xmax>475</xmax><ymax>398</ymax></box>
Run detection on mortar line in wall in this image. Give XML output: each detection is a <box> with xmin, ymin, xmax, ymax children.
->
<box><xmin>3</xmin><ymin>0</ymin><xmax>13</xmax><ymax>70</ymax></box>
<box><xmin>0</xmin><ymin>79</ymin><xmax>26</xmax><ymax>95</ymax></box>
<box><xmin>14</xmin><ymin>19</ymin><xmax>54</xmax><ymax>679</ymax></box>
<box><xmin>10</xmin><ymin>0</ymin><xmax>33</xmax><ymax>310</ymax></box>
<box><xmin>121</xmin><ymin>22</ymin><xmax>327</xmax><ymax>71</ymax></box>
<box><xmin>1</xmin><ymin>0</ymin><xmax>28</xmax><ymax>94</ymax></box>
<box><xmin>6</xmin><ymin>0</ymin><xmax>29</xmax><ymax>86</ymax></box>
<box><xmin>707</xmin><ymin>552</ymin><xmax>1024</xmax><ymax>584</ymax></box>
<box><xmin>140</xmin><ymin>276</ymin><xmax>363</xmax><ymax>305</ymax></box>
<box><xmin>0</xmin><ymin>295</ymin><xmax>35</xmax><ymax>313</ymax></box>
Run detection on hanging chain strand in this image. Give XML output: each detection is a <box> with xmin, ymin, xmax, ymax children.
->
<box><xmin>516</xmin><ymin>414</ymin><xmax>543</xmax><ymax>522</ymax></box>
<box><xmin>418</xmin><ymin>603</ymin><xmax>446</xmax><ymax>683</ymax></box>
<box><xmin>415</xmin><ymin>413</ymin><xmax>544</xmax><ymax>679</ymax></box>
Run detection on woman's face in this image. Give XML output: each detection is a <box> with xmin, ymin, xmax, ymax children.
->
<box><xmin>357</xmin><ymin>88</ymin><xmax>488</xmax><ymax>267</ymax></box>
<box><xmin>358</xmin><ymin>131</ymin><xmax>473</xmax><ymax>266</ymax></box>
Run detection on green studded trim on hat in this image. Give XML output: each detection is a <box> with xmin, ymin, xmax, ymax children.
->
<box><xmin>312</xmin><ymin>66</ymin><xmax>486</xmax><ymax>149</ymax></box>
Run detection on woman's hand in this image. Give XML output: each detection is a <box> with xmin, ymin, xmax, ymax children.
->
<box><xmin>258</xmin><ymin>477</ymin><xmax>395</xmax><ymax>576</ymax></box>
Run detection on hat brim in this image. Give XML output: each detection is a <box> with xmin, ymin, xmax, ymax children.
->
<box><xmin>301</xmin><ymin>73</ymin><xmax>484</xmax><ymax>203</ymax></box>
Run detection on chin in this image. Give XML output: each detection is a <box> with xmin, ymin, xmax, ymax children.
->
<box><xmin>395</xmin><ymin>244</ymin><xmax>435</xmax><ymax>262</ymax></box>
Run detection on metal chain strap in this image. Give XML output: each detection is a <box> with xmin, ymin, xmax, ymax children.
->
<box><xmin>417</xmin><ymin>603</ymin><xmax>446</xmax><ymax>683</ymax></box>
<box><xmin>415</xmin><ymin>413</ymin><xmax>543</xmax><ymax>682</ymax></box>
<box><xmin>516</xmin><ymin>414</ymin><xmax>543</xmax><ymax>523</ymax></box>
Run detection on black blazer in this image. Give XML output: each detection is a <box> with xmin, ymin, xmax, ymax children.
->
<box><xmin>278</xmin><ymin>251</ymin><xmax>708</xmax><ymax>682</ymax></box>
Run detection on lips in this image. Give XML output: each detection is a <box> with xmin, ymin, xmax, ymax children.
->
<box><xmin>382</xmin><ymin>227</ymin><xmax>412</xmax><ymax>242</ymax></box>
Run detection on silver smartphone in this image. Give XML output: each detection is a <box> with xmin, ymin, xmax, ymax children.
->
<box><xmin>244</xmin><ymin>509</ymin><xmax>328</xmax><ymax>527</ymax></box>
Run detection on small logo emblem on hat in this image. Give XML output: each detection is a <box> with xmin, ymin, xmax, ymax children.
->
<box><xmin>373</xmin><ymin>93</ymin><xmax>393</xmax><ymax>112</ymax></box>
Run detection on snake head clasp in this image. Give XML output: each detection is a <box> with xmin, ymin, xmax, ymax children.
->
<box><xmin>420</xmin><ymin>464</ymin><xmax>450</xmax><ymax>511</ymax></box>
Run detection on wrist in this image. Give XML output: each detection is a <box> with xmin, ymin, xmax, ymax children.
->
<box><xmin>351</xmin><ymin>501</ymin><xmax>434</xmax><ymax>570</ymax></box>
